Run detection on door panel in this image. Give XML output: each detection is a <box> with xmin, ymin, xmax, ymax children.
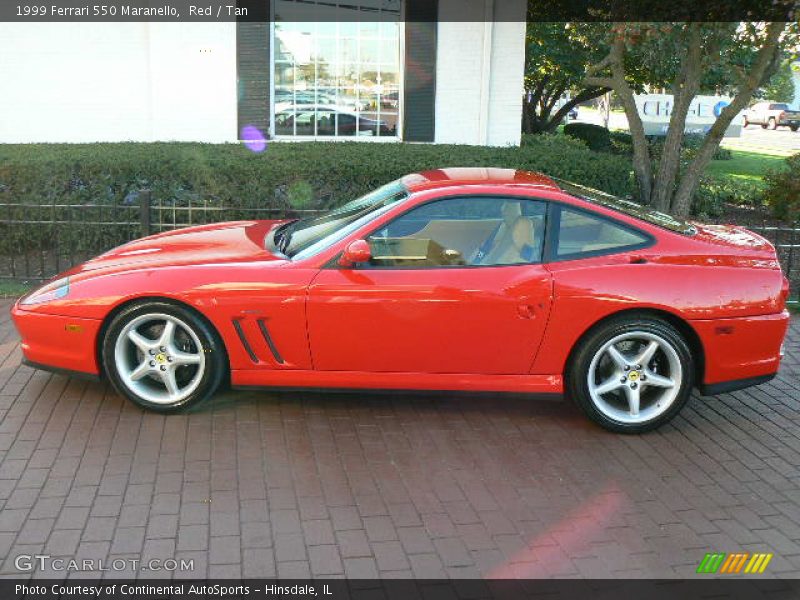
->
<box><xmin>193</xmin><ymin>266</ymin><xmax>316</xmax><ymax>371</ymax></box>
<box><xmin>307</xmin><ymin>266</ymin><xmax>553</xmax><ymax>374</ymax></box>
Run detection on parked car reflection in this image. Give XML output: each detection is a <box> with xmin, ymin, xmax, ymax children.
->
<box><xmin>275</xmin><ymin>105</ymin><xmax>397</xmax><ymax>137</ymax></box>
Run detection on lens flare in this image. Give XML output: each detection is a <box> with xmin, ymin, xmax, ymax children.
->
<box><xmin>241</xmin><ymin>125</ymin><xmax>267</xmax><ymax>153</ymax></box>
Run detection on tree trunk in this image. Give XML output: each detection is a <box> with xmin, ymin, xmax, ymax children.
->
<box><xmin>650</xmin><ymin>25</ymin><xmax>702</xmax><ymax>212</ymax></box>
<box><xmin>600</xmin><ymin>91</ymin><xmax>610</xmax><ymax>128</ymax></box>
<box><xmin>586</xmin><ymin>37</ymin><xmax>653</xmax><ymax>205</ymax></box>
<box><xmin>670</xmin><ymin>22</ymin><xmax>785</xmax><ymax>216</ymax></box>
<box><xmin>616</xmin><ymin>85</ymin><xmax>653</xmax><ymax>205</ymax></box>
<box><xmin>522</xmin><ymin>86</ymin><xmax>609</xmax><ymax>134</ymax></box>
<box><xmin>546</xmin><ymin>86</ymin><xmax>609</xmax><ymax>130</ymax></box>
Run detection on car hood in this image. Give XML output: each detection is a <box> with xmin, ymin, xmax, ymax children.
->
<box><xmin>70</xmin><ymin>220</ymin><xmax>286</xmax><ymax>275</ymax></box>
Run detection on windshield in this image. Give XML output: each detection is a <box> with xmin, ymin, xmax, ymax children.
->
<box><xmin>554</xmin><ymin>179</ymin><xmax>697</xmax><ymax>235</ymax></box>
<box><xmin>273</xmin><ymin>180</ymin><xmax>408</xmax><ymax>258</ymax></box>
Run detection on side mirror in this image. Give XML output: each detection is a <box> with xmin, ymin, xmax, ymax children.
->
<box><xmin>338</xmin><ymin>239</ymin><xmax>372</xmax><ymax>267</ymax></box>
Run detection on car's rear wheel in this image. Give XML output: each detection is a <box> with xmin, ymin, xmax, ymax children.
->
<box><xmin>791</xmin><ymin>125</ymin><xmax>799</xmax><ymax>132</ymax></box>
<box><xmin>567</xmin><ymin>316</ymin><xmax>693</xmax><ymax>434</ymax></box>
<box><xmin>102</xmin><ymin>302</ymin><xmax>226</xmax><ymax>412</ymax></box>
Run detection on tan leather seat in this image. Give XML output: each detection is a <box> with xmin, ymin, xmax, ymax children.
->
<box><xmin>470</xmin><ymin>202</ymin><xmax>522</xmax><ymax>264</ymax></box>
<box><xmin>482</xmin><ymin>216</ymin><xmax>538</xmax><ymax>265</ymax></box>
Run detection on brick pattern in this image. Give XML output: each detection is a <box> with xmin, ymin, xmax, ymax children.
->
<box><xmin>1</xmin><ymin>299</ymin><xmax>799</xmax><ymax>579</ymax></box>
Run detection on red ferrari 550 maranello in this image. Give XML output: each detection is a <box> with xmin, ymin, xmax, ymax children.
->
<box><xmin>11</xmin><ymin>168</ymin><xmax>790</xmax><ymax>433</ymax></box>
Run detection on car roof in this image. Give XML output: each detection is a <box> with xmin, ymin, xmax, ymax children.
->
<box><xmin>401</xmin><ymin>168</ymin><xmax>562</xmax><ymax>194</ymax></box>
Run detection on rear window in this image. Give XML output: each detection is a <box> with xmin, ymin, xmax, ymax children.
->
<box><xmin>770</xmin><ymin>103</ymin><xmax>789</xmax><ymax>110</ymax></box>
<box><xmin>554</xmin><ymin>179</ymin><xmax>697</xmax><ymax>235</ymax></box>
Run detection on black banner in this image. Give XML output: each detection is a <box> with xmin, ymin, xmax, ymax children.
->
<box><xmin>0</xmin><ymin>0</ymin><xmax>797</xmax><ymax>22</ymax></box>
<box><xmin>5</xmin><ymin>579</ymin><xmax>800</xmax><ymax>600</ymax></box>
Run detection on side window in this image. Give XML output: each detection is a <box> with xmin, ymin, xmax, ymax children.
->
<box><xmin>556</xmin><ymin>206</ymin><xmax>649</xmax><ymax>258</ymax></box>
<box><xmin>365</xmin><ymin>197</ymin><xmax>547</xmax><ymax>267</ymax></box>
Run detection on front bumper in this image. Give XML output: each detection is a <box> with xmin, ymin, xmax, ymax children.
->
<box><xmin>692</xmin><ymin>310</ymin><xmax>790</xmax><ymax>392</ymax></box>
<box><xmin>10</xmin><ymin>303</ymin><xmax>102</xmax><ymax>377</ymax></box>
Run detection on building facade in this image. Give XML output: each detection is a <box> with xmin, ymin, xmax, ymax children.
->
<box><xmin>0</xmin><ymin>0</ymin><xmax>526</xmax><ymax>146</ymax></box>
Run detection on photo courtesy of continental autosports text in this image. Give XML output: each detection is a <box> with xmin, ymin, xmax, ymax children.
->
<box><xmin>16</xmin><ymin>583</ymin><xmax>332</xmax><ymax>598</ymax></box>
<box><xmin>1</xmin><ymin>0</ymin><xmax>800</xmax><ymax>599</ymax></box>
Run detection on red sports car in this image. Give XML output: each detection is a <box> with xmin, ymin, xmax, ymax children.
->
<box><xmin>11</xmin><ymin>169</ymin><xmax>790</xmax><ymax>433</ymax></box>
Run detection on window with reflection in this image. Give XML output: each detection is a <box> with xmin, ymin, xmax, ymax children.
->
<box><xmin>366</xmin><ymin>197</ymin><xmax>548</xmax><ymax>268</ymax></box>
<box><xmin>274</xmin><ymin>0</ymin><xmax>402</xmax><ymax>139</ymax></box>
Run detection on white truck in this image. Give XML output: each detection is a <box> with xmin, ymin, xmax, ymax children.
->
<box><xmin>743</xmin><ymin>102</ymin><xmax>800</xmax><ymax>131</ymax></box>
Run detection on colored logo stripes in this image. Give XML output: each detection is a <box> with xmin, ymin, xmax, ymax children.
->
<box><xmin>697</xmin><ymin>552</ymin><xmax>773</xmax><ymax>574</ymax></box>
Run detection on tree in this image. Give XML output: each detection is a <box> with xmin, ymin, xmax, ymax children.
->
<box><xmin>584</xmin><ymin>22</ymin><xmax>798</xmax><ymax>216</ymax></box>
<box><xmin>761</xmin><ymin>59</ymin><xmax>796</xmax><ymax>103</ymax></box>
<box><xmin>522</xmin><ymin>23</ymin><xmax>611</xmax><ymax>134</ymax></box>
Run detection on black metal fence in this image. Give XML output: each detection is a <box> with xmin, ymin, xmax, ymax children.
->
<box><xmin>739</xmin><ymin>222</ymin><xmax>800</xmax><ymax>305</ymax></box>
<box><xmin>1</xmin><ymin>193</ymin><xmax>798</xmax><ymax>304</ymax></box>
<box><xmin>0</xmin><ymin>190</ymin><xmax>323</xmax><ymax>283</ymax></box>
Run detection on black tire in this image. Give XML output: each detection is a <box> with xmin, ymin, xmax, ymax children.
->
<box><xmin>791</xmin><ymin>125</ymin><xmax>799</xmax><ymax>132</ymax></box>
<box><xmin>102</xmin><ymin>301</ymin><xmax>227</xmax><ymax>412</ymax></box>
<box><xmin>761</xmin><ymin>123</ymin><xmax>768</xmax><ymax>129</ymax></box>
<box><xmin>769</xmin><ymin>118</ymin><xmax>777</xmax><ymax>130</ymax></box>
<box><xmin>566</xmin><ymin>315</ymin><xmax>694</xmax><ymax>434</ymax></box>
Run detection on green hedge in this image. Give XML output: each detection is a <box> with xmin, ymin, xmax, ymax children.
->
<box><xmin>692</xmin><ymin>177</ymin><xmax>766</xmax><ymax>219</ymax></box>
<box><xmin>765</xmin><ymin>153</ymin><xmax>800</xmax><ymax>222</ymax></box>
<box><xmin>0</xmin><ymin>139</ymin><xmax>633</xmax><ymax>269</ymax></box>
<box><xmin>563</xmin><ymin>123</ymin><xmax>613</xmax><ymax>153</ymax></box>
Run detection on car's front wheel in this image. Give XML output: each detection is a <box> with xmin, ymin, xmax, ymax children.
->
<box><xmin>567</xmin><ymin>316</ymin><xmax>693</xmax><ymax>434</ymax></box>
<box><xmin>102</xmin><ymin>302</ymin><xmax>227</xmax><ymax>412</ymax></box>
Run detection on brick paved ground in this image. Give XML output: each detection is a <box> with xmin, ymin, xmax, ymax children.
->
<box><xmin>0</xmin><ymin>298</ymin><xmax>799</xmax><ymax>580</ymax></box>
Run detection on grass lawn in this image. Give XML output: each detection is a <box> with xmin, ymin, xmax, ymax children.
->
<box><xmin>0</xmin><ymin>282</ymin><xmax>31</xmax><ymax>299</ymax></box>
<box><xmin>705</xmin><ymin>150</ymin><xmax>785</xmax><ymax>184</ymax></box>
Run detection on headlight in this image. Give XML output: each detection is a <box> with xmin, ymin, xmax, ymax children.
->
<box><xmin>20</xmin><ymin>277</ymin><xmax>70</xmax><ymax>306</ymax></box>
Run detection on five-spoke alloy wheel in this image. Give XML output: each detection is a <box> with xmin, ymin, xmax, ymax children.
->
<box><xmin>568</xmin><ymin>316</ymin><xmax>693</xmax><ymax>433</ymax></box>
<box><xmin>102</xmin><ymin>302</ymin><xmax>227</xmax><ymax>412</ymax></box>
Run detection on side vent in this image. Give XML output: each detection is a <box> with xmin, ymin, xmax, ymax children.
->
<box><xmin>232</xmin><ymin>319</ymin><xmax>258</xmax><ymax>363</ymax></box>
<box><xmin>257</xmin><ymin>319</ymin><xmax>285</xmax><ymax>364</ymax></box>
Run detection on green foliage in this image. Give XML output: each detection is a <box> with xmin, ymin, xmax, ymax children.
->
<box><xmin>692</xmin><ymin>177</ymin><xmax>765</xmax><ymax>219</ymax></box>
<box><xmin>764</xmin><ymin>153</ymin><xmax>800</xmax><ymax>222</ymax></box>
<box><xmin>712</xmin><ymin>146</ymin><xmax>733</xmax><ymax>161</ymax></box>
<box><xmin>522</xmin><ymin>22</ymin><xmax>614</xmax><ymax>133</ymax></box>
<box><xmin>608</xmin><ymin>23</ymin><xmax>799</xmax><ymax>98</ymax></box>
<box><xmin>0</xmin><ymin>282</ymin><xmax>31</xmax><ymax>298</ymax></box>
<box><xmin>0</xmin><ymin>140</ymin><xmax>634</xmax><ymax>264</ymax></box>
<box><xmin>609</xmin><ymin>131</ymin><xmax>634</xmax><ymax>155</ymax></box>
<box><xmin>759</xmin><ymin>59</ymin><xmax>796</xmax><ymax>104</ymax></box>
<box><xmin>680</xmin><ymin>134</ymin><xmax>732</xmax><ymax>161</ymax></box>
<box><xmin>524</xmin><ymin>23</ymin><xmax>604</xmax><ymax>94</ymax></box>
<box><xmin>563</xmin><ymin>123</ymin><xmax>612</xmax><ymax>153</ymax></box>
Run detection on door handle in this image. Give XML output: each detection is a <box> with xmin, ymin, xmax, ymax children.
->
<box><xmin>517</xmin><ymin>304</ymin><xmax>536</xmax><ymax>319</ymax></box>
<box><xmin>629</xmin><ymin>255</ymin><xmax>648</xmax><ymax>264</ymax></box>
